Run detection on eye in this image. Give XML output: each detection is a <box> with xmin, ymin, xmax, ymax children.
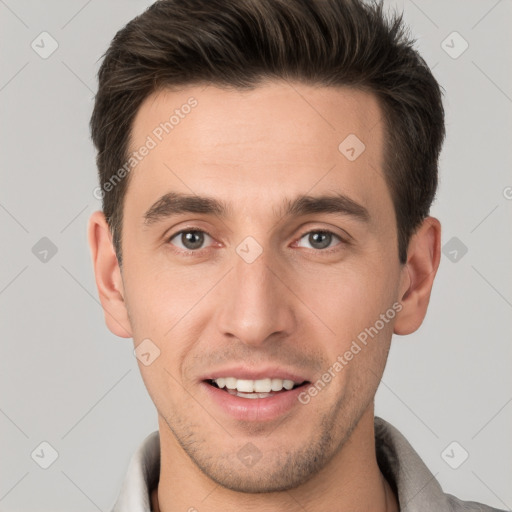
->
<box><xmin>168</xmin><ymin>229</ymin><xmax>214</xmax><ymax>252</ymax></box>
<box><xmin>295</xmin><ymin>230</ymin><xmax>345</xmax><ymax>251</ymax></box>
<box><xmin>166</xmin><ymin>228</ymin><xmax>347</xmax><ymax>255</ymax></box>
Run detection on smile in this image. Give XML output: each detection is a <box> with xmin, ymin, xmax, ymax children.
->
<box><xmin>207</xmin><ymin>377</ymin><xmax>306</xmax><ymax>398</ymax></box>
<box><xmin>202</xmin><ymin>377</ymin><xmax>311</xmax><ymax>421</ymax></box>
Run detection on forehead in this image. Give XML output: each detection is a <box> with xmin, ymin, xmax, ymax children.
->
<box><xmin>126</xmin><ymin>81</ymin><xmax>391</xmax><ymax>228</ymax></box>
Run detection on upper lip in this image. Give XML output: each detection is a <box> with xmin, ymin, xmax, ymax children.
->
<box><xmin>200</xmin><ymin>366</ymin><xmax>311</xmax><ymax>383</ymax></box>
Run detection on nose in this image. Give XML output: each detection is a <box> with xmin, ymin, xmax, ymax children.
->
<box><xmin>215</xmin><ymin>246</ymin><xmax>297</xmax><ymax>347</ymax></box>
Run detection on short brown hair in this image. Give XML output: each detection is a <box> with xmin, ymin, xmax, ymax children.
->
<box><xmin>90</xmin><ymin>0</ymin><xmax>445</xmax><ymax>268</ymax></box>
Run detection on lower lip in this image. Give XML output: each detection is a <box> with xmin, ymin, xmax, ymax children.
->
<box><xmin>200</xmin><ymin>381</ymin><xmax>308</xmax><ymax>422</ymax></box>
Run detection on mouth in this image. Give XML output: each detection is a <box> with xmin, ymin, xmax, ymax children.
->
<box><xmin>204</xmin><ymin>377</ymin><xmax>310</xmax><ymax>399</ymax></box>
<box><xmin>199</xmin><ymin>368</ymin><xmax>313</xmax><ymax>421</ymax></box>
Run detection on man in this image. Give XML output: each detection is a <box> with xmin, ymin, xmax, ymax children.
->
<box><xmin>87</xmin><ymin>0</ymin><xmax>505</xmax><ymax>511</ymax></box>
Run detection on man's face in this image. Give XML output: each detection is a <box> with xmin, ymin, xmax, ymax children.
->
<box><xmin>118</xmin><ymin>81</ymin><xmax>408</xmax><ymax>491</ymax></box>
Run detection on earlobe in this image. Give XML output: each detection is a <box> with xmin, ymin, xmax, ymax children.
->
<box><xmin>87</xmin><ymin>210</ymin><xmax>133</xmax><ymax>338</ymax></box>
<box><xmin>393</xmin><ymin>217</ymin><xmax>441</xmax><ymax>336</ymax></box>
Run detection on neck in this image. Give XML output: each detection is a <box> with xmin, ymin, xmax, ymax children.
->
<box><xmin>151</xmin><ymin>407</ymin><xmax>399</xmax><ymax>512</ymax></box>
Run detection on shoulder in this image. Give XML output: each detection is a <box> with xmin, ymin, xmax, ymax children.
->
<box><xmin>445</xmin><ymin>493</ymin><xmax>508</xmax><ymax>512</ymax></box>
<box><xmin>373</xmin><ymin>417</ymin><xmax>508</xmax><ymax>512</ymax></box>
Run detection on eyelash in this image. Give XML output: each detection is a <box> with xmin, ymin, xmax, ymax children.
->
<box><xmin>166</xmin><ymin>228</ymin><xmax>348</xmax><ymax>256</ymax></box>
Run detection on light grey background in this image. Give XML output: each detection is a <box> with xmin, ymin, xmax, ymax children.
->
<box><xmin>1</xmin><ymin>0</ymin><xmax>511</xmax><ymax>510</ymax></box>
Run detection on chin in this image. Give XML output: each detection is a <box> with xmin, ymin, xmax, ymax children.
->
<box><xmin>189</xmin><ymin>426</ymin><xmax>336</xmax><ymax>494</ymax></box>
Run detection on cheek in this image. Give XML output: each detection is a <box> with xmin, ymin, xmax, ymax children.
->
<box><xmin>124</xmin><ymin>261</ymin><xmax>215</xmax><ymax>391</ymax></box>
<box><xmin>295</xmin><ymin>260</ymin><xmax>399</xmax><ymax>369</ymax></box>
<box><xmin>297</xmin><ymin>265</ymin><xmax>388</xmax><ymax>325</ymax></box>
<box><xmin>136</xmin><ymin>360</ymin><xmax>180</xmax><ymax>417</ymax></box>
<box><xmin>123</xmin><ymin>255</ymin><xmax>210</xmax><ymax>336</ymax></box>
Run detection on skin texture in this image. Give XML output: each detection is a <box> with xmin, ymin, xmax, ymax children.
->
<box><xmin>88</xmin><ymin>81</ymin><xmax>441</xmax><ymax>512</ymax></box>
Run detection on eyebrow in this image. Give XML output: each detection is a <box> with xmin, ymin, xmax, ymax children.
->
<box><xmin>142</xmin><ymin>191</ymin><xmax>370</xmax><ymax>226</ymax></box>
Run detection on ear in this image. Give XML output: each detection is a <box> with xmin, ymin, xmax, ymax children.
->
<box><xmin>87</xmin><ymin>210</ymin><xmax>132</xmax><ymax>338</ymax></box>
<box><xmin>394</xmin><ymin>216</ymin><xmax>441</xmax><ymax>336</ymax></box>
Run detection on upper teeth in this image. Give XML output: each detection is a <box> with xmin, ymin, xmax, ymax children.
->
<box><xmin>213</xmin><ymin>377</ymin><xmax>299</xmax><ymax>393</ymax></box>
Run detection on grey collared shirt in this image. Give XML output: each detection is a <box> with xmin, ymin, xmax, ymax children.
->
<box><xmin>111</xmin><ymin>416</ymin><xmax>505</xmax><ymax>512</ymax></box>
